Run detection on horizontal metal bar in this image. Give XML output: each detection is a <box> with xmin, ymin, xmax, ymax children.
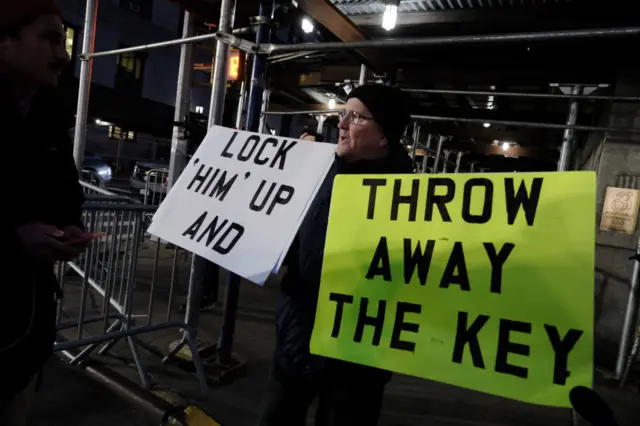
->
<box><xmin>54</xmin><ymin>321</ymin><xmax>185</xmax><ymax>351</ymax></box>
<box><xmin>269</xmin><ymin>50</ymin><xmax>320</xmax><ymax>63</ymax></box>
<box><xmin>412</xmin><ymin>114</ymin><xmax>640</xmax><ymax>134</ymax></box>
<box><xmin>262</xmin><ymin>109</ymin><xmax>340</xmax><ymax>115</ymax></box>
<box><xmin>260</xmin><ymin>27</ymin><xmax>640</xmax><ymax>54</ymax></box>
<box><xmin>82</xmin><ymin>202</ymin><xmax>158</xmax><ymax>212</ymax></box>
<box><xmin>81</xmin><ymin>32</ymin><xmax>221</xmax><ymax>60</ymax></box>
<box><xmin>404</xmin><ymin>88</ymin><xmax>640</xmax><ymax>103</ymax></box>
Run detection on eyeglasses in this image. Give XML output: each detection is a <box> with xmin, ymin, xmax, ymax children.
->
<box><xmin>338</xmin><ymin>110</ymin><xmax>373</xmax><ymax>125</ymax></box>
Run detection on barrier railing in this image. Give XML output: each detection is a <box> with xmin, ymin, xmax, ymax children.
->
<box><xmin>54</xmin><ymin>194</ymin><xmax>206</xmax><ymax>391</ymax></box>
<box><xmin>142</xmin><ymin>168</ymin><xmax>169</xmax><ymax>206</ymax></box>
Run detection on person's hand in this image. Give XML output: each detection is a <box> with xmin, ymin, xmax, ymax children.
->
<box><xmin>62</xmin><ymin>225</ymin><xmax>92</xmax><ymax>248</ymax></box>
<box><xmin>15</xmin><ymin>223</ymin><xmax>82</xmax><ymax>262</ymax></box>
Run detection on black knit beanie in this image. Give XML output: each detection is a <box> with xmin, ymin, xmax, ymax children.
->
<box><xmin>346</xmin><ymin>84</ymin><xmax>411</xmax><ymax>149</ymax></box>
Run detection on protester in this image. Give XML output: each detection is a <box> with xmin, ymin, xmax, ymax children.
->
<box><xmin>259</xmin><ymin>85</ymin><xmax>413</xmax><ymax>426</ymax></box>
<box><xmin>1</xmin><ymin>2</ymin><xmax>88</xmax><ymax>424</ymax></box>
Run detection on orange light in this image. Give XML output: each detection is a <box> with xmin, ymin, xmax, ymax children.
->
<box><xmin>228</xmin><ymin>50</ymin><xmax>240</xmax><ymax>81</ymax></box>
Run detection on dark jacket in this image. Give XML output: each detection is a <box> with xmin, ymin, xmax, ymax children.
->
<box><xmin>0</xmin><ymin>75</ymin><xmax>84</xmax><ymax>397</ymax></box>
<box><xmin>275</xmin><ymin>148</ymin><xmax>414</xmax><ymax>383</ymax></box>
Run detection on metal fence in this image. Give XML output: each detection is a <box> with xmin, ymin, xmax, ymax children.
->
<box><xmin>54</xmin><ymin>181</ymin><xmax>206</xmax><ymax>391</ymax></box>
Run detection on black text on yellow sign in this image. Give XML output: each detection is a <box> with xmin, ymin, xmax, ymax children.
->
<box><xmin>310</xmin><ymin>172</ymin><xmax>595</xmax><ymax>407</ymax></box>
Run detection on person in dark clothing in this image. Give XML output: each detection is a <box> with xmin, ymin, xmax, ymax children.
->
<box><xmin>1</xmin><ymin>2</ymin><xmax>88</xmax><ymax>424</ymax></box>
<box><xmin>259</xmin><ymin>85</ymin><xmax>414</xmax><ymax>426</ymax></box>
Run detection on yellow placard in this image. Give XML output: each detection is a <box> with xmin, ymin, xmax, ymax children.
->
<box><xmin>310</xmin><ymin>172</ymin><xmax>595</xmax><ymax>408</ymax></box>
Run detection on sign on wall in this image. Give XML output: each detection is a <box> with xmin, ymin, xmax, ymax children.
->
<box><xmin>148</xmin><ymin>126</ymin><xmax>336</xmax><ymax>285</ymax></box>
<box><xmin>600</xmin><ymin>186</ymin><xmax>640</xmax><ymax>235</ymax></box>
<box><xmin>310</xmin><ymin>172</ymin><xmax>596</xmax><ymax>407</ymax></box>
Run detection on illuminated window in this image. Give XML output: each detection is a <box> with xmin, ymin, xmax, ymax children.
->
<box><xmin>116</xmin><ymin>51</ymin><xmax>144</xmax><ymax>80</ymax></box>
<box><xmin>65</xmin><ymin>27</ymin><xmax>75</xmax><ymax>58</ymax></box>
<box><xmin>109</xmin><ymin>126</ymin><xmax>136</xmax><ymax>141</ymax></box>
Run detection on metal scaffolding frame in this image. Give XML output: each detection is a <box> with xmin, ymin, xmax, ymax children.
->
<box><xmin>72</xmin><ymin>0</ymin><xmax>640</xmax><ymax>397</ymax></box>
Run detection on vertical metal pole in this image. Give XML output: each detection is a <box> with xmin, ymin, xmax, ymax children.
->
<box><xmin>168</xmin><ymin>12</ymin><xmax>195</xmax><ymax>190</ymax></box>
<box><xmin>432</xmin><ymin>136</ymin><xmax>445</xmax><ymax>174</ymax></box>
<box><xmin>258</xmin><ymin>88</ymin><xmax>271</xmax><ymax>134</ymax></box>
<box><xmin>409</xmin><ymin>122</ymin><xmax>419</xmax><ymax>160</ymax></box>
<box><xmin>218</xmin><ymin>0</ymin><xmax>274</xmax><ymax>367</ymax></box>
<box><xmin>208</xmin><ymin>0</ymin><xmax>236</xmax><ymax>128</ymax></box>
<box><xmin>359</xmin><ymin>64</ymin><xmax>367</xmax><ymax>86</ymax></box>
<box><xmin>316</xmin><ymin>115</ymin><xmax>327</xmax><ymax>135</ymax></box>
<box><xmin>557</xmin><ymin>85</ymin><xmax>581</xmax><ymax>172</ymax></box>
<box><xmin>442</xmin><ymin>150</ymin><xmax>451</xmax><ymax>173</ymax></box>
<box><xmin>72</xmin><ymin>0</ymin><xmax>98</xmax><ymax>170</ymax></box>
<box><xmin>616</xmin><ymin>241</ymin><xmax>640</xmax><ymax>378</ymax></box>
<box><xmin>420</xmin><ymin>134</ymin><xmax>432</xmax><ymax>174</ymax></box>
<box><xmin>245</xmin><ymin>1</ymin><xmax>275</xmax><ymax>132</ymax></box>
<box><xmin>184</xmin><ymin>0</ymin><xmax>235</xmax><ymax>370</ymax></box>
<box><xmin>235</xmin><ymin>80</ymin><xmax>247</xmax><ymax>129</ymax></box>
<box><xmin>454</xmin><ymin>151</ymin><xmax>463</xmax><ymax>173</ymax></box>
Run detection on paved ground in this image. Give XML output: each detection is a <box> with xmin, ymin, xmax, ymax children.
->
<box><xmin>40</xmin><ymin>240</ymin><xmax>640</xmax><ymax>426</ymax></box>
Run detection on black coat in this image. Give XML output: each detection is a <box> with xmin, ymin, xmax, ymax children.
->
<box><xmin>275</xmin><ymin>148</ymin><xmax>414</xmax><ymax>383</ymax></box>
<box><xmin>0</xmin><ymin>76</ymin><xmax>84</xmax><ymax>396</ymax></box>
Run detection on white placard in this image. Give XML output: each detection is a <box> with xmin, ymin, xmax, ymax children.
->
<box><xmin>148</xmin><ymin>125</ymin><xmax>336</xmax><ymax>285</ymax></box>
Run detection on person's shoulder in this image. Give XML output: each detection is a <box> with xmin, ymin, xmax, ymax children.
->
<box><xmin>384</xmin><ymin>149</ymin><xmax>414</xmax><ymax>173</ymax></box>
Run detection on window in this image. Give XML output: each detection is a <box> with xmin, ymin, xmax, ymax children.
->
<box><xmin>119</xmin><ymin>0</ymin><xmax>153</xmax><ymax>19</ymax></box>
<box><xmin>116</xmin><ymin>51</ymin><xmax>144</xmax><ymax>80</ymax></box>
<box><xmin>109</xmin><ymin>126</ymin><xmax>136</xmax><ymax>141</ymax></box>
<box><xmin>65</xmin><ymin>26</ymin><xmax>75</xmax><ymax>58</ymax></box>
<box><xmin>115</xmin><ymin>46</ymin><xmax>146</xmax><ymax>96</ymax></box>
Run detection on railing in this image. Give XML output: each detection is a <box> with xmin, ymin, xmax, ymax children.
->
<box><xmin>54</xmin><ymin>191</ymin><xmax>207</xmax><ymax>392</ymax></box>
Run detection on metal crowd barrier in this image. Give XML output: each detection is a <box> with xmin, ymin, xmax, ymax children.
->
<box><xmin>143</xmin><ymin>168</ymin><xmax>169</xmax><ymax>206</ymax></box>
<box><xmin>54</xmin><ymin>183</ymin><xmax>207</xmax><ymax>391</ymax></box>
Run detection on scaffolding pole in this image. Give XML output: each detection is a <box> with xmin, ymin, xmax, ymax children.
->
<box><xmin>167</xmin><ymin>12</ymin><xmax>195</xmax><ymax>190</ymax></box>
<box><xmin>616</xmin><ymin>241</ymin><xmax>640</xmax><ymax>378</ymax></box>
<box><xmin>256</xmin><ymin>27</ymin><xmax>640</xmax><ymax>54</ymax></box>
<box><xmin>557</xmin><ymin>85</ymin><xmax>581</xmax><ymax>171</ymax></box>
<box><xmin>432</xmin><ymin>136</ymin><xmax>446</xmax><ymax>174</ymax></box>
<box><xmin>262</xmin><ymin>109</ymin><xmax>640</xmax><ymax>134</ymax></box>
<box><xmin>454</xmin><ymin>151</ymin><xmax>463</xmax><ymax>173</ymax></box>
<box><xmin>235</xmin><ymin>80</ymin><xmax>247</xmax><ymax>129</ymax></box>
<box><xmin>359</xmin><ymin>64</ymin><xmax>367</xmax><ymax>86</ymax></box>
<box><xmin>259</xmin><ymin>89</ymin><xmax>271</xmax><ymax>134</ymax></box>
<box><xmin>72</xmin><ymin>0</ymin><xmax>98</xmax><ymax>170</ymax></box>
<box><xmin>412</xmin><ymin>114</ymin><xmax>640</xmax><ymax>134</ymax></box>
<box><xmin>403</xmin><ymin>88</ymin><xmax>640</xmax><ymax>103</ymax></box>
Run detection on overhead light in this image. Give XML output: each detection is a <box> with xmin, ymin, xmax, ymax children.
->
<box><xmin>483</xmin><ymin>122</ymin><xmax>491</xmax><ymax>128</ymax></box>
<box><xmin>95</xmin><ymin>119</ymin><xmax>111</xmax><ymax>126</ymax></box>
<box><xmin>328</xmin><ymin>98</ymin><xmax>336</xmax><ymax>109</ymax></box>
<box><xmin>502</xmin><ymin>142</ymin><xmax>509</xmax><ymax>151</ymax></box>
<box><xmin>382</xmin><ymin>3</ymin><xmax>399</xmax><ymax>31</ymax></box>
<box><xmin>301</xmin><ymin>18</ymin><xmax>314</xmax><ymax>34</ymax></box>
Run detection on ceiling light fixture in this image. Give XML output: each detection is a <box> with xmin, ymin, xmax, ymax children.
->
<box><xmin>382</xmin><ymin>1</ymin><xmax>400</xmax><ymax>31</ymax></box>
<box><xmin>301</xmin><ymin>18</ymin><xmax>314</xmax><ymax>34</ymax></box>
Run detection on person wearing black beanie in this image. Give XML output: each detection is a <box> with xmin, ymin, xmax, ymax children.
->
<box><xmin>1</xmin><ymin>2</ymin><xmax>87</xmax><ymax>424</ymax></box>
<box><xmin>259</xmin><ymin>86</ymin><xmax>413</xmax><ymax>426</ymax></box>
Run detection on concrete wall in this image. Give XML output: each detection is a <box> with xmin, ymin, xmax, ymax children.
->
<box><xmin>579</xmin><ymin>66</ymin><xmax>640</xmax><ymax>369</ymax></box>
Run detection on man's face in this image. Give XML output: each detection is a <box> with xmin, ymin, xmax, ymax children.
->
<box><xmin>337</xmin><ymin>97</ymin><xmax>387</xmax><ymax>160</ymax></box>
<box><xmin>0</xmin><ymin>14</ymin><xmax>69</xmax><ymax>88</ymax></box>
